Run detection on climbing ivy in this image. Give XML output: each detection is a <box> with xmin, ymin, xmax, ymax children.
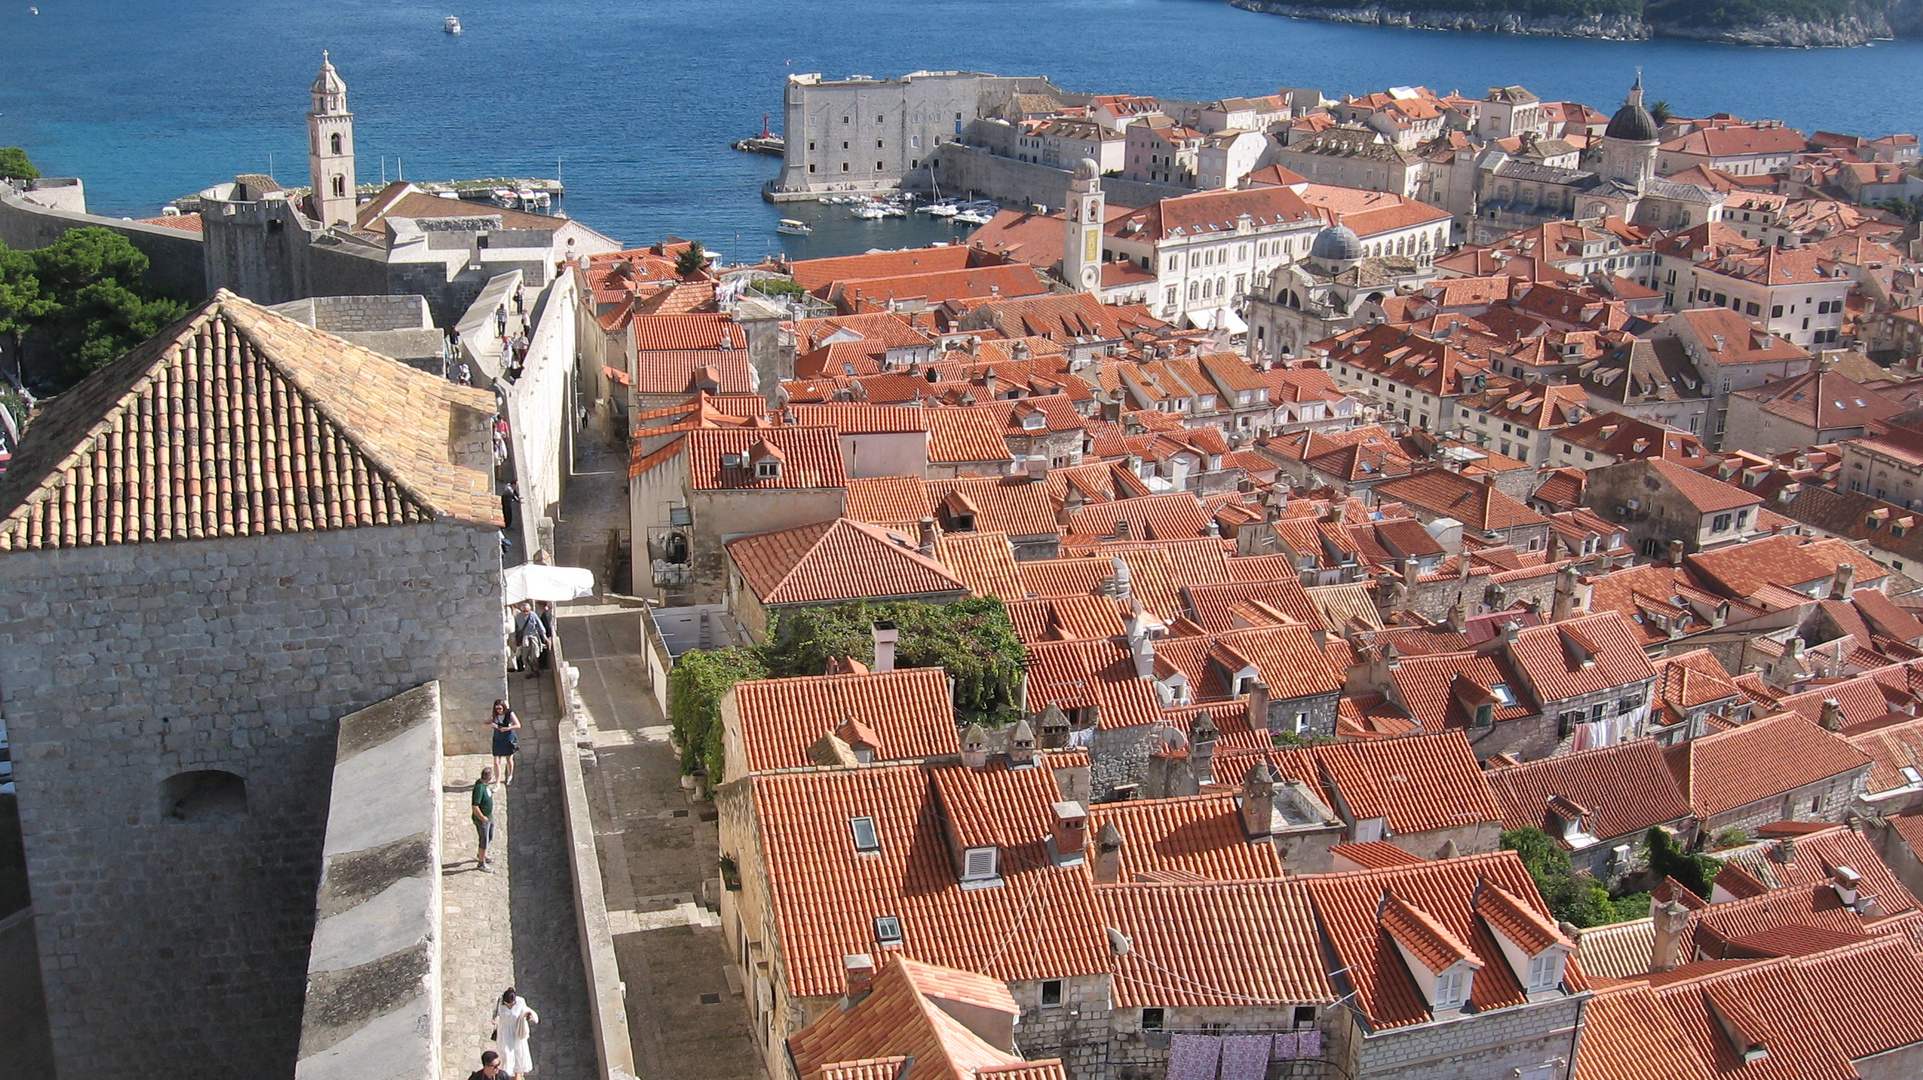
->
<box><xmin>667</xmin><ymin>646</ymin><xmax>768</xmax><ymax>780</ymax></box>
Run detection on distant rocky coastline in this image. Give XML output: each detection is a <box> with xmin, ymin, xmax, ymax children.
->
<box><xmin>1229</xmin><ymin>0</ymin><xmax>1923</xmax><ymax>46</ymax></box>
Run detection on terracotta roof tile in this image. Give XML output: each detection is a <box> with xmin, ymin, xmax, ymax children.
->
<box><xmin>729</xmin><ymin>667</ymin><xmax>956</xmax><ymax>774</ymax></box>
<box><xmin>1219</xmin><ymin>730</ymin><xmax>1501</xmax><ymax>837</ymax></box>
<box><xmin>1330</xmin><ymin>841</ymin><xmax>1426</xmax><ymax>870</ymax></box>
<box><xmin>1486</xmin><ymin>739</ymin><xmax>1692</xmax><ymax>845</ymax></box>
<box><xmin>928</xmin><ymin>477</ymin><xmax>1059</xmax><ymax>539</ymax></box>
<box><xmin>1303</xmin><ymin>851</ymin><xmax>1585</xmax><ymax>1030</ymax></box>
<box><xmin>1020</xmin><ymin>637</ymin><xmax>1163</xmax><ymax>728</ymax></box>
<box><xmin>1576</xmin><ymin>919</ymin><xmax>1656</xmax><ymax>982</ymax></box>
<box><xmin>1064</xmin><ymin>493</ymin><xmax>1213</xmax><ymax>543</ymax></box>
<box><xmin>844</xmin><ymin>476</ymin><xmax>935</xmax><ymax>529</ymax></box>
<box><xmin>0</xmin><ymin>291</ymin><xmax>501</xmax><ymax>550</ymax></box>
<box><xmin>684</xmin><ymin>427</ymin><xmax>846</xmax><ymax>491</ymax></box>
<box><xmin>1096</xmin><ymin>878</ymin><xmax>1336</xmax><ymax>1008</ymax></box>
<box><xmin>727</xmin><ymin>518</ymin><xmax>967</xmax><ymax>607</ymax></box>
<box><xmin>1506</xmin><ymin>611</ymin><xmax>1657</xmax><ymax>704</ymax></box>
<box><xmin>1372</xmin><ymin>470</ymin><xmax>1546</xmax><ymax>532</ymax></box>
<box><xmin>750</xmin><ymin>761</ymin><xmax>1110</xmax><ymax>999</ymax></box>
<box><xmin>1152</xmin><ymin>625</ymin><xmax>1343</xmax><ymax>703</ymax></box>
<box><xmin>934</xmin><ymin>531</ymin><xmax>1024</xmax><ymax>599</ymax></box>
<box><xmin>788</xmin><ymin>954</ymin><xmax>1042</xmax><ymax>1080</ymax></box>
<box><xmin>1086</xmin><ymin>793</ymin><xmax>1284</xmax><ymax>882</ymax></box>
<box><xmin>1664</xmin><ymin>712</ymin><xmax>1871</xmax><ymax>818</ymax></box>
<box><xmin>925</xmin><ymin>410</ymin><xmax>1014</xmax><ymax>465</ymax></box>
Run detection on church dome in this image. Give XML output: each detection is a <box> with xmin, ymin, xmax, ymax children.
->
<box><xmin>1605</xmin><ymin>100</ymin><xmax>1658</xmax><ymax>143</ymax></box>
<box><xmin>1074</xmin><ymin>157</ymin><xmax>1101</xmax><ymax>180</ymax></box>
<box><xmin>1309</xmin><ymin>222</ymin><xmax>1363</xmax><ymax>264</ymax></box>
<box><xmin>312</xmin><ymin>51</ymin><xmax>347</xmax><ymax>99</ymax></box>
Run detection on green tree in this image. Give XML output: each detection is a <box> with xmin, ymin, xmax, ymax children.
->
<box><xmin>0</xmin><ymin>147</ymin><xmax>37</xmax><ymax>183</ymax></box>
<box><xmin>23</xmin><ymin>228</ymin><xmax>187</xmax><ymax>389</ymax></box>
<box><xmin>766</xmin><ymin>597</ymin><xmax>1027</xmax><ymax>727</ymax></box>
<box><xmin>0</xmin><ymin>243</ymin><xmax>50</xmax><ymax>371</ymax></box>
<box><xmin>1648</xmin><ymin>100</ymin><xmax>1673</xmax><ymax>125</ymax></box>
<box><xmin>1502</xmin><ymin>827</ymin><xmax>1624</xmax><ymax>928</ymax></box>
<box><xmin>675</xmin><ymin>241</ymin><xmax>708</xmax><ymax>280</ymax></box>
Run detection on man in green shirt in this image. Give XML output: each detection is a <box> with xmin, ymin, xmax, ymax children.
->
<box><xmin>473</xmin><ymin>766</ymin><xmax>496</xmax><ymax>872</ymax></box>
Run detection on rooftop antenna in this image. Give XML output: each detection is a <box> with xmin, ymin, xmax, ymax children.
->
<box><xmin>267</xmin><ymin>151</ymin><xmax>274</xmax><ymax>179</ymax></box>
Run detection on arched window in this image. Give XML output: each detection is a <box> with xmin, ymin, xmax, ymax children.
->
<box><xmin>1187</xmin><ymin>282</ymin><xmax>1198</xmax><ymax>302</ymax></box>
<box><xmin>332</xmin><ymin>175</ymin><xmax>346</xmax><ymax>198</ymax></box>
<box><xmin>330</xmin><ymin>132</ymin><xmax>343</xmax><ymax>155</ymax></box>
<box><xmin>161</xmin><ymin>770</ymin><xmax>248</xmax><ymax>822</ymax></box>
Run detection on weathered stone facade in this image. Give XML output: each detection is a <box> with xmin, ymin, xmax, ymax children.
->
<box><xmin>0</xmin><ymin>519</ymin><xmax>502</xmax><ymax>1080</ymax></box>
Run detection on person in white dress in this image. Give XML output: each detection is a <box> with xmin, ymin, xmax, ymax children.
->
<box><xmin>494</xmin><ymin>987</ymin><xmax>539</xmax><ymax>1078</ymax></box>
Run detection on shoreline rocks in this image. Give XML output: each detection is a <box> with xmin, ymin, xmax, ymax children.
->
<box><xmin>1227</xmin><ymin>0</ymin><xmax>1910</xmax><ymax>47</ymax></box>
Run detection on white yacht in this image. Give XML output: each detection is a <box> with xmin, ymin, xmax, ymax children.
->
<box><xmin>444</xmin><ymin>15</ymin><xmax>462</xmax><ymax>33</ymax></box>
<box><xmin>775</xmin><ymin>218</ymin><xmax>812</xmax><ymax>235</ymax></box>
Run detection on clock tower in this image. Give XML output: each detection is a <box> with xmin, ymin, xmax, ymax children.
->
<box><xmin>1062</xmin><ymin>158</ymin><xmax>1105</xmax><ymax>294</ymax></box>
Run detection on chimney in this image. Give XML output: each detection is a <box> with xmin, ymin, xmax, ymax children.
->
<box><xmin>917</xmin><ymin>516</ymin><xmax>939</xmax><ymax>557</ymax></box>
<box><xmin>1050</xmin><ymin>801</ymin><xmax>1088</xmax><ymax>862</ymax></box>
<box><xmin>1819</xmin><ymin>697</ymin><xmax>1844</xmax><ymax>731</ymax></box>
<box><xmin>1446</xmin><ymin>600</ymin><xmax>1467</xmax><ymax>633</ymax></box>
<box><xmin>1787</xmin><ymin>635</ymin><xmax>1805</xmax><ymax>660</ymax></box>
<box><xmin>1114</xmin><ymin>519</ymin><xmax>1132</xmax><ymax>541</ymax></box>
<box><xmin>961</xmin><ymin>723</ymin><xmax>990</xmax><ymax>769</ymax></box>
<box><xmin>1190</xmin><ymin>711</ymin><xmax>1219</xmax><ymax>785</ymax></box>
<box><xmin>1094</xmin><ymin>821</ymin><xmax>1125</xmax><ymax>883</ymax></box>
<box><xmin>1401</xmin><ymin>558</ymin><xmax>1420</xmax><ymax>589</ymax></box>
<box><xmin>1245</xmin><ymin>681</ymin><xmax>1270</xmax><ymax>732</ymax></box>
<box><xmin>844</xmin><ymin>954</ymin><xmax>877</xmax><ymax>1005</ymax></box>
<box><xmin>1774</xmin><ymin>835</ymin><xmax>1796</xmax><ymax>864</ymax></box>
<box><xmin>1027</xmin><ymin>455</ymin><xmax>1047</xmax><ymax>480</ymax></box>
<box><xmin>1832</xmin><ymin>865</ymin><xmax>1863</xmax><ymax>909</ymax></box>
<box><xmin>1130</xmin><ymin>625</ymin><xmax>1157</xmax><ymax>680</ymax></box>
<box><xmin>1831</xmin><ymin>562</ymin><xmax>1855</xmax><ymax>601</ymax></box>
<box><xmin>1241</xmin><ymin>761</ymin><xmax>1275</xmax><ymax>839</ymax></box>
<box><xmin>1552</xmin><ymin>564</ymin><xmax>1579</xmax><ymax>621</ymax></box>
<box><xmin>871</xmin><ymin>621</ymin><xmax>899</xmax><ymax>673</ymax></box>
<box><xmin>1668</xmin><ymin>539</ymin><xmax>1684</xmax><ymax>567</ymax></box>
<box><xmin>1007</xmin><ymin>717</ymin><xmax>1036</xmax><ymax>766</ymax></box>
<box><xmin>1649</xmin><ymin>898</ymin><xmax>1691</xmax><ymax>973</ymax></box>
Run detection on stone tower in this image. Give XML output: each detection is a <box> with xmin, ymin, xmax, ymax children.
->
<box><xmin>1598</xmin><ymin>73</ymin><xmax>1660</xmax><ymax>196</ymax></box>
<box><xmin>1063</xmin><ymin>157</ymin><xmax>1105</xmax><ymax>293</ymax></box>
<box><xmin>307</xmin><ymin>51</ymin><xmax>357</xmax><ymax>228</ymax></box>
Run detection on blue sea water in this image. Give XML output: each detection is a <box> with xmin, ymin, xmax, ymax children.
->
<box><xmin>0</xmin><ymin>0</ymin><xmax>1919</xmax><ymax>259</ymax></box>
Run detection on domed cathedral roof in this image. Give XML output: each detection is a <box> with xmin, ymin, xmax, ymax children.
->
<box><xmin>1074</xmin><ymin>157</ymin><xmax>1101</xmax><ymax>180</ymax></box>
<box><xmin>1604</xmin><ymin>73</ymin><xmax>1659</xmax><ymax>144</ymax></box>
<box><xmin>1309</xmin><ymin>221</ymin><xmax>1363</xmax><ymax>264</ymax></box>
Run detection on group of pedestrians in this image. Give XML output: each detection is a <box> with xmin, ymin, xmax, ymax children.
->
<box><xmin>467</xmin><ymin>697</ymin><xmax>539</xmax><ymax>1077</ymax></box>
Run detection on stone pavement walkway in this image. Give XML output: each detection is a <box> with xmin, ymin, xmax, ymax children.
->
<box><xmin>439</xmin><ymin>671</ymin><xmax>595</xmax><ymax>1080</ymax></box>
<box><xmin>552</xmin><ymin>433</ymin><xmax>765</xmax><ymax>1080</ymax></box>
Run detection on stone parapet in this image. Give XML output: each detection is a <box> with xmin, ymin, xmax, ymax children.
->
<box><xmin>295</xmin><ymin>682</ymin><xmax>445</xmax><ymax>1080</ymax></box>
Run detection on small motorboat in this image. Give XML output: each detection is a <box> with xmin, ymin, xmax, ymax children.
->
<box><xmin>849</xmin><ymin>203</ymin><xmax>887</xmax><ymax>220</ymax></box>
<box><xmin>491</xmin><ymin>188</ymin><xmax>516</xmax><ymax>207</ymax></box>
<box><xmin>775</xmin><ymin>218</ymin><xmax>812</xmax><ymax>235</ymax></box>
<box><xmin>952</xmin><ymin>209</ymin><xmax>993</xmax><ymax>226</ymax></box>
<box><xmin>444</xmin><ymin>15</ymin><xmax>462</xmax><ymax>33</ymax></box>
<box><xmin>921</xmin><ymin>201</ymin><xmax>960</xmax><ymax>217</ymax></box>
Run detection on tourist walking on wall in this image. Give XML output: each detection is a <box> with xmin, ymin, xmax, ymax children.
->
<box><xmin>468</xmin><ymin>1050</ymin><xmax>507</xmax><ymax>1080</ymax></box>
<box><xmin>489</xmin><ymin>699</ymin><xmax>521</xmax><ymax>785</ymax></box>
<box><xmin>513</xmin><ymin>602</ymin><xmax>548</xmax><ymax>678</ymax></box>
<box><xmin>499</xmin><ymin>481</ymin><xmax>520</xmax><ymax>528</ymax></box>
<box><xmin>472</xmin><ymin>766</ymin><xmax>496</xmax><ymax>871</ymax></box>
<box><xmin>494</xmin><ymin>988</ymin><xmax>540</xmax><ymax>1079</ymax></box>
<box><xmin>514</xmin><ymin>282</ymin><xmax>526</xmax><ymax>315</ymax></box>
<box><xmin>495</xmin><ymin>304</ymin><xmax>508</xmax><ymax>339</ymax></box>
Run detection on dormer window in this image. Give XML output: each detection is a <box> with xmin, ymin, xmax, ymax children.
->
<box><xmin>1474</xmin><ymin>703</ymin><xmax>1495</xmax><ymax>728</ymax></box>
<box><xmin>962</xmin><ymin>846</ymin><xmax>1000</xmax><ymax>883</ymax></box>
<box><xmin>756</xmin><ymin>458</ymin><xmax>781</xmax><ymax>480</ymax></box>
<box><xmin>850</xmin><ymin>816</ymin><xmax>880</xmax><ymax>853</ymax></box>
<box><xmin>1022</xmin><ymin>411</ymin><xmax>1046</xmax><ymax>430</ymax></box>
<box><xmin>1525</xmin><ymin>952</ymin><xmax>1565</xmax><ymax>993</ymax></box>
<box><xmin>874</xmin><ymin>915</ymin><xmax>904</xmax><ymax>947</ymax></box>
<box><xmin>1434</xmin><ymin>968</ymin><xmax>1470</xmax><ymax>1009</ymax></box>
<box><xmin>1490</xmin><ymin>683</ymin><xmax>1517</xmax><ymax>707</ymax></box>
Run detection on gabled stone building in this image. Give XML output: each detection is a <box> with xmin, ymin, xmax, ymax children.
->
<box><xmin>0</xmin><ymin>292</ymin><xmax>505</xmax><ymax>1078</ymax></box>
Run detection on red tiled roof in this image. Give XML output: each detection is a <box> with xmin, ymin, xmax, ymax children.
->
<box><xmin>1064</xmin><ymin>493</ymin><xmax>1213</xmax><ymax>543</ymax></box>
<box><xmin>789</xmin><ymin>246</ymin><xmax>977</xmax><ymax>292</ymax></box>
<box><xmin>684</xmin><ymin>427</ymin><xmax>845</xmax><ymax>490</ymax></box>
<box><xmin>1684</xmin><ymin>535</ymin><xmax>1849</xmax><ymax>599</ymax></box>
<box><xmin>0</xmin><ymin>291</ymin><xmax>501</xmax><ymax>551</ymax></box>
<box><xmin>844</xmin><ymin>476</ymin><xmax>935</xmax><ymax>529</ymax></box>
<box><xmin>1096</xmin><ymin>878</ymin><xmax>1335</xmax><ymax>1008</ymax></box>
<box><xmin>925</xmin><ymin>410</ymin><xmax>1014</xmax><ymax>465</ymax></box>
<box><xmin>630</xmin><ymin>313</ymin><xmax>745</xmax><ymax>351</ymax></box>
<box><xmin>788</xmin><ymin>954</ymin><xmax>1047</xmax><ymax>1080</ymax></box>
<box><xmin>1485</xmin><ymin>739</ymin><xmax>1691</xmax><ymax>845</ymax></box>
<box><xmin>927</xmin><ymin>477</ymin><xmax>1059</xmax><ymax>539</ymax></box>
<box><xmin>749</xmin><ymin>761</ymin><xmax>1110</xmax><ymax>998</ymax></box>
<box><xmin>1220</xmin><ymin>730</ymin><xmax>1501</xmax><ymax>837</ymax></box>
<box><xmin>1664</xmin><ymin>712</ymin><xmax>1872</xmax><ymax>817</ymax></box>
<box><xmin>1085</xmin><ymin>793</ymin><xmax>1284</xmax><ymax>882</ymax></box>
<box><xmin>934</xmin><ymin>531</ymin><xmax>1024</xmax><ymax>600</ymax></box>
<box><xmin>1372</xmin><ymin>470</ymin><xmax>1546</xmax><ymax>532</ymax></box>
<box><xmin>1020</xmin><ymin>637</ymin><xmax>1163</xmax><ymax>728</ymax></box>
<box><xmin>728</xmin><ymin>518</ymin><xmax>967</xmax><ymax>607</ymax></box>
<box><xmin>1152</xmin><ymin>624</ymin><xmax>1343</xmax><ymax>703</ymax></box>
<box><xmin>729</xmin><ymin>667</ymin><xmax>956</xmax><ymax>774</ymax></box>
<box><xmin>1303</xmin><ymin>851</ymin><xmax>1586</xmax><ymax>1029</ymax></box>
<box><xmin>1506</xmin><ymin>611</ymin><xmax>1657</xmax><ymax>704</ymax></box>
<box><xmin>1330</xmin><ymin>841</ymin><xmax>1426</xmax><ymax>870</ymax></box>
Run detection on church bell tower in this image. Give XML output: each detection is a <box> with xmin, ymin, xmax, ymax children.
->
<box><xmin>1063</xmin><ymin>158</ymin><xmax>1106</xmax><ymax>294</ymax></box>
<box><xmin>308</xmin><ymin>51</ymin><xmax>357</xmax><ymax>228</ymax></box>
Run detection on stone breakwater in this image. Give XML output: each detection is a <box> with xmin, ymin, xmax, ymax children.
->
<box><xmin>1228</xmin><ymin>0</ymin><xmax>1919</xmax><ymax>45</ymax></box>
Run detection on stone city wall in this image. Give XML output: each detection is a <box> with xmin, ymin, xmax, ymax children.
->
<box><xmin>294</xmin><ymin>683</ymin><xmax>445</xmax><ymax>1080</ymax></box>
<box><xmin>0</xmin><ymin>186</ymin><xmax>207</xmax><ymax>298</ymax></box>
<box><xmin>506</xmin><ymin>272</ymin><xmax>578</xmax><ymax>562</ymax></box>
<box><xmin>0</xmin><ymin>519</ymin><xmax>503</xmax><ymax>1080</ymax></box>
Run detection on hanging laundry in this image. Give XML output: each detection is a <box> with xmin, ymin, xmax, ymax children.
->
<box><xmin>1297</xmin><ymin>1029</ymin><xmax>1324</xmax><ymax>1059</ymax></box>
<box><xmin>1219</xmin><ymin>1034</ymin><xmax>1269</xmax><ymax>1080</ymax></box>
<box><xmin>1166</xmin><ymin>1034</ymin><xmax>1221</xmax><ymax>1080</ymax></box>
<box><xmin>1271</xmin><ymin>1031</ymin><xmax>1301</xmax><ymax>1060</ymax></box>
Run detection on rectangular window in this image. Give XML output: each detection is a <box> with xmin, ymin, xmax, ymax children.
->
<box><xmin>874</xmin><ymin>915</ymin><xmax>903</xmax><ymax>946</ymax></box>
<box><xmin>1292</xmin><ymin>1006</ymin><xmax>1317</xmax><ymax>1028</ymax></box>
<box><xmin>1772</xmin><ymin>304</ymin><xmax>1784</xmax><ymax>318</ymax></box>
<box><xmin>1434</xmin><ymin>969</ymin><xmax>1466</xmax><ymax>1008</ymax></box>
<box><xmin>1526</xmin><ymin>952</ymin><xmax>1562</xmax><ymax>992</ymax></box>
<box><xmin>963</xmin><ymin>847</ymin><xmax>998</xmax><ymax>880</ymax></box>
<box><xmin>1712</xmin><ymin>513</ymin><xmax>1731</xmax><ymax>532</ymax></box>
<box><xmin>1618</xmin><ymin>695</ymin><xmax>1642</xmax><ymax>715</ymax></box>
<box><xmin>1142</xmin><ymin>1007</ymin><xmax>1165</xmax><ymax>1030</ymax></box>
<box><xmin>849</xmin><ymin>816</ymin><xmax>880</xmax><ymax>853</ymax></box>
<box><xmin>1041</xmin><ymin>980</ymin><xmax>1064</xmax><ymax>1007</ymax></box>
